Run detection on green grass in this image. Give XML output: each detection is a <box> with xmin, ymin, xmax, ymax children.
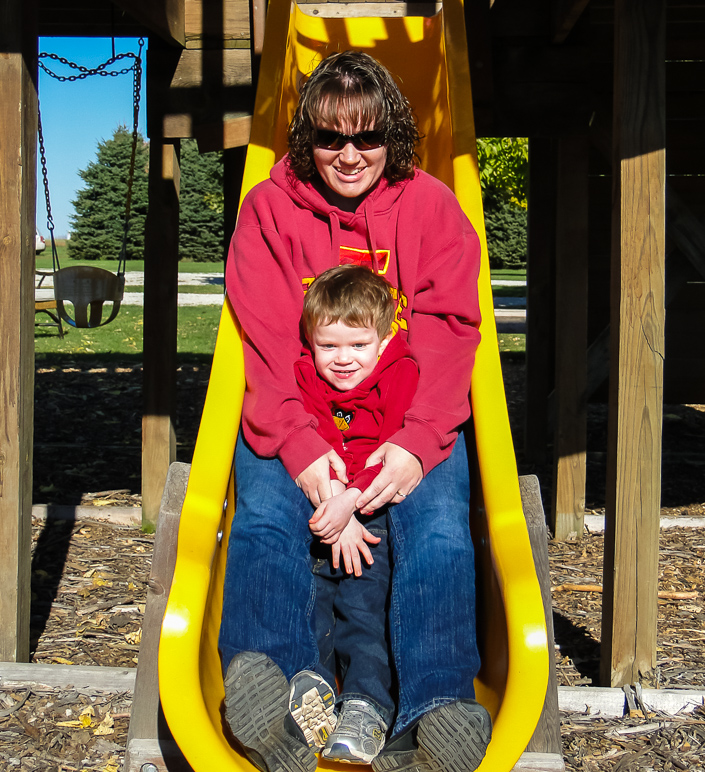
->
<box><xmin>491</xmin><ymin>285</ymin><xmax>526</xmax><ymax>298</ymax></box>
<box><xmin>35</xmin><ymin>305</ymin><xmax>221</xmax><ymax>357</ymax></box>
<box><xmin>36</xmin><ymin>242</ymin><xmax>224</xmax><ymax>274</ymax></box>
<box><xmin>491</xmin><ymin>268</ymin><xmax>526</xmax><ymax>281</ymax></box>
<box><xmin>126</xmin><ymin>285</ymin><xmax>224</xmax><ymax>295</ymax></box>
<box><xmin>498</xmin><ymin>333</ymin><xmax>526</xmax><ymax>354</ymax></box>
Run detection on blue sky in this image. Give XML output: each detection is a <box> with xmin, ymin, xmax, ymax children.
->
<box><xmin>37</xmin><ymin>37</ymin><xmax>148</xmax><ymax>239</ymax></box>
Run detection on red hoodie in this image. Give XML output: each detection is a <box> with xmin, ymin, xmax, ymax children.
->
<box><xmin>295</xmin><ymin>334</ymin><xmax>419</xmax><ymax>493</ymax></box>
<box><xmin>226</xmin><ymin>156</ymin><xmax>481</xmax><ymax>481</ymax></box>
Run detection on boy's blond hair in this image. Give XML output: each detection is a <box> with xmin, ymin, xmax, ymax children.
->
<box><xmin>303</xmin><ymin>265</ymin><xmax>395</xmax><ymax>340</ymax></box>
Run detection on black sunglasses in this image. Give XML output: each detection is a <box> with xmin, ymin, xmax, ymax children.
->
<box><xmin>313</xmin><ymin>127</ymin><xmax>386</xmax><ymax>151</ymax></box>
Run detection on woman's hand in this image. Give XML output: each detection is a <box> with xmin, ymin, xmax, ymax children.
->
<box><xmin>295</xmin><ymin>450</ymin><xmax>348</xmax><ymax>507</ymax></box>
<box><xmin>332</xmin><ymin>518</ymin><xmax>382</xmax><ymax>577</ymax></box>
<box><xmin>355</xmin><ymin>442</ymin><xmax>423</xmax><ymax>514</ymax></box>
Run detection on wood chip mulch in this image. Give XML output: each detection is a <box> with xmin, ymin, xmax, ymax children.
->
<box><xmin>1</xmin><ymin>519</ymin><xmax>152</xmax><ymax>771</ymax></box>
<box><xmin>0</xmin><ymin>685</ymin><xmax>131</xmax><ymax>772</ymax></box>
<box><xmin>12</xmin><ymin>354</ymin><xmax>702</xmax><ymax>771</ymax></box>
<box><xmin>561</xmin><ymin>705</ymin><xmax>705</xmax><ymax>772</ymax></box>
<box><xmin>3</xmin><ymin>516</ymin><xmax>702</xmax><ymax>771</ymax></box>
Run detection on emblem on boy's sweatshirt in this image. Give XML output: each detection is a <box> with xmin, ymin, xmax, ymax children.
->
<box><xmin>339</xmin><ymin>246</ymin><xmax>390</xmax><ymax>275</ymax></box>
<box><xmin>332</xmin><ymin>409</ymin><xmax>354</xmax><ymax>432</ymax></box>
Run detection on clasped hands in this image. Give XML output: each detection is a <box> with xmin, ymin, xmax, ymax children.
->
<box><xmin>295</xmin><ymin>443</ymin><xmax>423</xmax><ymax>576</ymax></box>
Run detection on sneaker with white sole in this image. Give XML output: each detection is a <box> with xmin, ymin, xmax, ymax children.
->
<box><xmin>322</xmin><ymin>699</ymin><xmax>388</xmax><ymax>764</ymax></box>
<box><xmin>289</xmin><ymin>670</ymin><xmax>338</xmax><ymax>752</ymax></box>
<box><xmin>223</xmin><ymin>651</ymin><xmax>317</xmax><ymax>772</ymax></box>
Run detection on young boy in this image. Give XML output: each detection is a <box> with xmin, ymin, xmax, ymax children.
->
<box><xmin>288</xmin><ymin>264</ymin><xmax>418</xmax><ymax>764</ymax></box>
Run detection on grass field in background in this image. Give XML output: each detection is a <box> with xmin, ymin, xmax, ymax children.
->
<box><xmin>35</xmin><ymin>306</ymin><xmax>221</xmax><ymax>358</ymax></box>
<box><xmin>36</xmin><ymin>242</ymin><xmax>226</xmax><ymax>275</ymax></box>
<box><xmin>34</xmin><ymin>249</ymin><xmax>526</xmax><ymax>356</ymax></box>
<box><xmin>491</xmin><ymin>268</ymin><xmax>526</xmax><ymax>281</ymax></box>
<box><xmin>35</xmin><ymin>306</ymin><xmax>525</xmax><ymax>357</ymax></box>
<box><xmin>497</xmin><ymin>333</ymin><xmax>526</xmax><ymax>354</ymax></box>
<box><xmin>38</xmin><ymin>245</ymin><xmax>524</xmax><ymax>280</ymax></box>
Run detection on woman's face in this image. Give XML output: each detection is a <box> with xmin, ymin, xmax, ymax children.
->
<box><xmin>312</xmin><ymin>118</ymin><xmax>387</xmax><ymax>211</ymax></box>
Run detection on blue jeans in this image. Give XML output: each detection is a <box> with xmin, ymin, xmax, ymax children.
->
<box><xmin>218</xmin><ymin>432</ymin><xmax>479</xmax><ymax>735</ymax></box>
<box><xmin>311</xmin><ymin>513</ymin><xmax>395</xmax><ymax>726</ymax></box>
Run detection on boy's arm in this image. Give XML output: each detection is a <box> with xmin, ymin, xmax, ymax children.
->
<box><xmin>331</xmin><ymin>518</ymin><xmax>382</xmax><ymax>577</ymax></box>
<box><xmin>309</xmin><ymin>487</ymin><xmax>361</xmax><ymax>543</ymax></box>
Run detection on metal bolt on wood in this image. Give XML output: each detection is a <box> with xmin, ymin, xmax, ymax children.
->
<box><xmin>140</xmin><ymin>764</ymin><xmax>159</xmax><ymax>772</ymax></box>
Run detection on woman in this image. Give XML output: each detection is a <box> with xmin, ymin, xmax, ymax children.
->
<box><xmin>219</xmin><ymin>51</ymin><xmax>491</xmax><ymax>772</ymax></box>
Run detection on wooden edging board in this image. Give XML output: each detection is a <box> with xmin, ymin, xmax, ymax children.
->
<box><xmin>0</xmin><ymin>662</ymin><xmax>136</xmax><ymax>692</ymax></box>
<box><xmin>32</xmin><ymin>506</ymin><xmax>705</xmax><ymax>532</ymax></box>
<box><xmin>32</xmin><ymin>505</ymin><xmax>142</xmax><ymax>527</ymax></box>
<box><xmin>584</xmin><ymin>515</ymin><xmax>705</xmax><ymax>532</ymax></box>
<box><xmin>1</xmin><ymin>662</ymin><xmax>702</xmax><ymax>720</ymax></box>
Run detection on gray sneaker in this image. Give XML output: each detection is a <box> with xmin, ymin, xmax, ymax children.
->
<box><xmin>372</xmin><ymin>699</ymin><xmax>492</xmax><ymax>772</ymax></box>
<box><xmin>223</xmin><ymin>651</ymin><xmax>317</xmax><ymax>772</ymax></box>
<box><xmin>322</xmin><ymin>699</ymin><xmax>388</xmax><ymax>764</ymax></box>
<box><xmin>289</xmin><ymin>670</ymin><xmax>338</xmax><ymax>752</ymax></box>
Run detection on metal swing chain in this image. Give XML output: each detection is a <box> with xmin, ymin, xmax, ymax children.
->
<box><xmin>37</xmin><ymin>105</ymin><xmax>61</xmax><ymax>274</ymax></box>
<box><xmin>38</xmin><ymin>38</ymin><xmax>145</xmax><ymax>277</ymax></box>
<box><xmin>118</xmin><ymin>37</ymin><xmax>144</xmax><ymax>277</ymax></box>
<box><xmin>38</xmin><ymin>50</ymin><xmax>139</xmax><ymax>82</ymax></box>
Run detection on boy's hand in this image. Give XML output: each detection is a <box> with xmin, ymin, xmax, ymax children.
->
<box><xmin>309</xmin><ymin>487</ymin><xmax>360</xmax><ymax>542</ymax></box>
<box><xmin>356</xmin><ymin>442</ymin><xmax>423</xmax><ymax>514</ymax></box>
<box><xmin>332</xmin><ymin>518</ymin><xmax>382</xmax><ymax>577</ymax></box>
<box><xmin>295</xmin><ymin>450</ymin><xmax>348</xmax><ymax>506</ymax></box>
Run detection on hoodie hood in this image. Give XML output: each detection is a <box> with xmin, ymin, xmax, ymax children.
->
<box><xmin>270</xmin><ymin>156</ymin><xmax>410</xmax><ymax>271</ymax></box>
<box><xmin>296</xmin><ymin>333</ymin><xmax>414</xmax><ymax>408</ymax></box>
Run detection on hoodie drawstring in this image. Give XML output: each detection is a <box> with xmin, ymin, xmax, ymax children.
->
<box><xmin>329</xmin><ymin>210</ymin><xmax>342</xmax><ymax>266</ymax></box>
<box><xmin>364</xmin><ymin>202</ymin><xmax>380</xmax><ymax>274</ymax></box>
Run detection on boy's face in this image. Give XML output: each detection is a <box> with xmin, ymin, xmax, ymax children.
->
<box><xmin>310</xmin><ymin>320</ymin><xmax>393</xmax><ymax>391</ymax></box>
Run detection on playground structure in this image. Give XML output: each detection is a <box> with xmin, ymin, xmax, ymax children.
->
<box><xmin>152</xmin><ymin>1</ymin><xmax>553</xmax><ymax>771</ymax></box>
<box><xmin>3</xmin><ymin>0</ymin><xmax>705</xmax><ymax>769</ymax></box>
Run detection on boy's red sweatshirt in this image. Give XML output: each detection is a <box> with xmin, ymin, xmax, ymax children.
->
<box><xmin>295</xmin><ymin>334</ymin><xmax>419</xmax><ymax>494</ymax></box>
<box><xmin>226</xmin><ymin>157</ymin><xmax>482</xmax><ymax>481</ymax></box>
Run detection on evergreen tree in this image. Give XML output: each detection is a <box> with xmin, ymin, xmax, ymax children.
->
<box><xmin>68</xmin><ymin>126</ymin><xmax>149</xmax><ymax>262</ymax></box>
<box><xmin>179</xmin><ymin>139</ymin><xmax>224</xmax><ymax>262</ymax></box>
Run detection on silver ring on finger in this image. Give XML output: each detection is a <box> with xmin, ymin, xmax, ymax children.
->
<box><xmin>397</xmin><ymin>491</ymin><xmax>407</xmax><ymax>498</ymax></box>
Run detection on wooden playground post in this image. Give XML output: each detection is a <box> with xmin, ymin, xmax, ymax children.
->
<box><xmin>525</xmin><ymin>138</ymin><xmax>557</xmax><ymax>467</ymax></box>
<box><xmin>142</xmin><ymin>129</ymin><xmax>181</xmax><ymax>530</ymax></box>
<box><xmin>0</xmin><ymin>0</ymin><xmax>38</xmax><ymax>663</ymax></box>
<box><xmin>552</xmin><ymin>135</ymin><xmax>588</xmax><ymax>541</ymax></box>
<box><xmin>601</xmin><ymin>0</ymin><xmax>666</xmax><ymax>688</ymax></box>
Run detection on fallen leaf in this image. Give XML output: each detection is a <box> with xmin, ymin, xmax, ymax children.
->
<box><xmin>93</xmin><ymin>711</ymin><xmax>114</xmax><ymax>736</ymax></box>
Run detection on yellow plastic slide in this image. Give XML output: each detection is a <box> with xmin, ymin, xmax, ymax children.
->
<box><xmin>159</xmin><ymin>1</ymin><xmax>549</xmax><ymax>770</ymax></box>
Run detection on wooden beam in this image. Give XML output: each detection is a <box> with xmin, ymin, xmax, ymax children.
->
<box><xmin>114</xmin><ymin>0</ymin><xmax>186</xmax><ymax>47</ymax></box>
<box><xmin>601</xmin><ymin>0</ymin><xmax>666</xmax><ymax>688</ymax></box>
<box><xmin>525</xmin><ymin>138</ymin><xmax>557</xmax><ymax>466</ymax></box>
<box><xmin>184</xmin><ymin>0</ymin><xmax>250</xmax><ymax>48</ymax></box>
<box><xmin>154</xmin><ymin>47</ymin><xmax>254</xmax><ymax>142</ymax></box>
<box><xmin>551</xmin><ymin>136</ymin><xmax>588</xmax><ymax>541</ymax></box>
<box><xmin>521</xmin><ymin>476</ymin><xmax>562</xmax><ymax>759</ymax></box>
<box><xmin>142</xmin><ymin>140</ymin><xmax>180</xmax><ymax>530</ymax></box>
<box><xmin>552</xmin><ymin>0</ymin><xmax>590</xmax><ymax>43</ymax></box>
<box><xmin>125</xmin><ymin>463</ymin><xmax>189</xmax><ymax>766</ymax></box>
<box><xmin>0</xmin><ymin>0</ymin><xmax>37</xmax><ymax>663</ymax></box>
<box><xmin>0</xmin><ymin>662</ymin><xmax>136</xmax><ymax>692</ymax></box>
<box><xmin>169</xmin><ymin>47</ymin><xmax>251</xmax><ymax>89</ymax></box>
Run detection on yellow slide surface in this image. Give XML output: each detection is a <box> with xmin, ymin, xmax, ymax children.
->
<box><xmin>159</xmin><ymin>1</ymin><xmax>549</xmax><ymax>770</ymax></box>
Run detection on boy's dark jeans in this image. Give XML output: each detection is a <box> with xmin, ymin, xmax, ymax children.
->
<box><xmin>311</xmin><ymin>512</ymin><xmax>395</xmax><ymax>727</ymax></box>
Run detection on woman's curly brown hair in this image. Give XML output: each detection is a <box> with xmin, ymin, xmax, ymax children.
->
<box><xmin>288</xmin><ymin>51</ymin><xmax>420</xmax><ymax>185</ymax></box>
